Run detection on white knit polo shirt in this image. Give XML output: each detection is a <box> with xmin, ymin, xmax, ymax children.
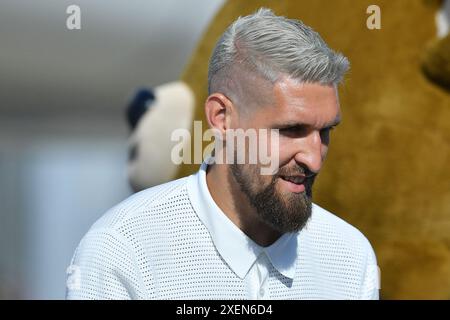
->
<box><xmin>66</xmin><ymin>162</ymin><xmax>379</xmax><ymax>300</ymax></box>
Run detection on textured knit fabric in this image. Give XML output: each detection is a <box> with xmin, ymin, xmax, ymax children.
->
<box><xmin>66</xmin><ymin>163</ymin><xmax>379</xmax><ymax>300</ymax></box>
<box><xmin>185</xmin><ymin>161</ymin><xmax>299</xmax><ymax>300</ymax></box>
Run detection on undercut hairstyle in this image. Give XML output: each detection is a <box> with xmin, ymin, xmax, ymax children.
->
<box><xmin>208</xmin><ymin>8</ymin><xmax>350</xmax><ymax>109</ymax></box>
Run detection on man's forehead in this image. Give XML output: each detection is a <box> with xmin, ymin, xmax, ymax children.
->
<box><xmin>273</xmin><ymin>78</ymin><xmax>339</xmax><ymax>104</ymax></box>
<box><xmin>265</xmin><ymin>79</ymin><xmax>341</xmax><ymax>125</ymax></box>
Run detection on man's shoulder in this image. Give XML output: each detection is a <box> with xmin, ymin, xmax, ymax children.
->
<box><xmin>306</xmin><ymin>203</ymin><xmax>374</xmax><ymax>254</ymax></box>
<box><xmin>90</xmin><ymin>176</ymin><xmax>191</xmax><ymax>232</ymax></box>
<box><xmin>67</xmin><ymin>175</ymin><xmax>196</xmax><ymax>299</ymax></box>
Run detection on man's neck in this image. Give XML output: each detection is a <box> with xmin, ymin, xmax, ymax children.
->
<box><xmin>205</xmin><ymin>163</ymin><xmax>282</xmax><ymax>247</ymax></box>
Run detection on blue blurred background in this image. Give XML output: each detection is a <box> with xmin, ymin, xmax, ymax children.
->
<box><xmin>0</xmin><ymin>0</ymin><xmax>223</xmax><ymax>299</ymax></box>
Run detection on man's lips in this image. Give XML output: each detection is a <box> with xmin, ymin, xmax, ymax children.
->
<box><xmin>279</xmin><ymin>174</ymin><xmax>307</xmax><ymax>193</ymax></box>
<box><xmin>280</xmin><ymin>174</ymin><xmax>306</xmax><ymax>184</ymax></box>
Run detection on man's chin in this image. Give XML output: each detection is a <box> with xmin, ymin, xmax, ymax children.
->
<box><xmin>263</xmin><ymin>212</ymin><xmax>311</xmax><ymax>234</ymax></box>
<box><xmin>260</xmin><ymin>194</ymin><xmax>312</xmax><ymax>233</ymax></box>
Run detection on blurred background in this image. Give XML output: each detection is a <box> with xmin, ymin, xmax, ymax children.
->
<box><xmin>0</xmin><ymin>0</ymin><xmax>223</xmax><ymax>299</ymax></box>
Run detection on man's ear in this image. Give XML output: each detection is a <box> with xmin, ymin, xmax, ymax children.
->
<box><xmin>204</xmin><ymin>93</ymin><xmax>235</xmax><ymax>137</ymax></box>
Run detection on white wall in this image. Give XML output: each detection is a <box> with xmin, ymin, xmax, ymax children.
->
<box><xmin>0</xmin><ymin>115</ymin><xmax>132</xmax><ymax>299</ymax></box>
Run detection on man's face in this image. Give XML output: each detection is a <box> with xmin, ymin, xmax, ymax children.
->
<box><xmin>228</xmin><ymin>77</ymin><xmax>341</xmax><ymax>233</ymax></box>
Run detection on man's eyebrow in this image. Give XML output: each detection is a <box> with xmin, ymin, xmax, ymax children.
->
<box><xmin>274</xmin><ymin>116</ymin><xmax>342</xmax><ymax>130</ymax></box>
<box><xmin>274</xmin><ymin>122</ymin><xmax>307</xmax><ymax>130</ymax></box>
<box><xmin>326</xmin><ymin>115</ymin><xmax>341</xmax><ymax>128</ymax></box>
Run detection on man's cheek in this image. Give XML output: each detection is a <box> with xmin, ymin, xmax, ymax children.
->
<box><xmin>259</xmin><ymin>129</ymin><xmax>280</xmax><ymax>175</ymax></box>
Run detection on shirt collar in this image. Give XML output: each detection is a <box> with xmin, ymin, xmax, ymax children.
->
<box><xmin>187</xmin><ymin>160</ymin><xmax>298</xmax><ymax>280</ymax></box>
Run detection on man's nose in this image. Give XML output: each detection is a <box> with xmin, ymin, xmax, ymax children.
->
<box><xmin>293</xmin><ymin>131</ymin><xmax>323</xmax><ymax>174</ymax></box>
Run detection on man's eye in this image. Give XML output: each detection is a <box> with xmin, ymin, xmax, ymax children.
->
<box><xmin>280</xmin><ymin>127</ymin><xmax>306</xmax><ymax>137</ymax></box>
<box><xmin>320</xmin><ymin>125</ymin><xmax>336</xmax><ymax>134</ymax></box>
<box><xmin>320</xmin><ymin>126</ymin><xmax>336</xmax><ymax>144</ymax></box>
<box><xmin>280</xmin><ymin>126</ymin><xmax>306</xmax><ymax>132</ymax></box>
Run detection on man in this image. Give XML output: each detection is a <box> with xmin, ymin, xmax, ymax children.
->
<box><xmin>66</xmin><ymin>8</ymin><xmax>379</xmax><ymax>299</ymax></box>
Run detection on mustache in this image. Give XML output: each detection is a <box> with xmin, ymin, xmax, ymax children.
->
<box><xmin>275</xmin><ymin>165</ymin><xmax>317</xmax><ymax>180</ymax></box>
